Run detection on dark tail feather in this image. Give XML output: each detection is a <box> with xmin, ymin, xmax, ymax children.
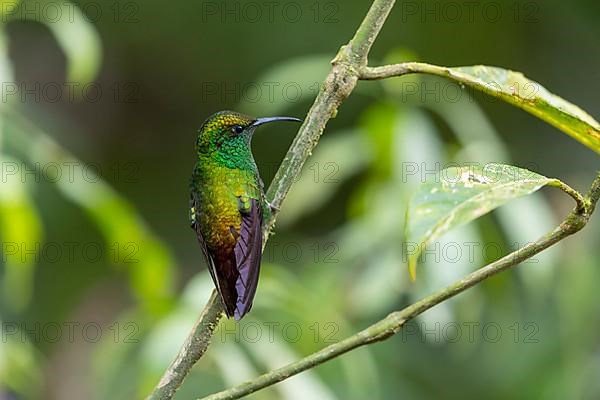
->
<box><xmin>213</xmin><ymin>256</ymin><xmax>241</xmax><ymax>319</ymax></box>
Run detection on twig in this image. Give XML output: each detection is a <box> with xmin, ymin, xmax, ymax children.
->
<box><xmin>199</xmin><ymin>173</ymin><xmax>600</xmax><ymax>400</ymax></box>
<box><xmin>147</xmin><ymin>0</ymin><xmax>397</xmax><ymax>398</ymax></box>
<box><xmin>360</xmin><ymin>62</ymin><xmax>445</xmax><ymax>80</ymax></box>
<box><xmin>549</xmin><ymin>179</ymin><xmax>588</xmax><ymax>213</ymax></box>
<box><xmin>149</xmin><ymin>291</ymin><xmax>224</xmax><ymax>400</ymax></box>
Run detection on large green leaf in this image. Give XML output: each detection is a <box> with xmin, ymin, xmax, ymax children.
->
<box><xmin>405</xmin><ymin>163</ymin><xmax>555</xmax><ymax>279</ymax></box>
<box><xmin>432</xmin><ymin>65</ymin><xmax>600</xmax><ymax>153</ymax></box>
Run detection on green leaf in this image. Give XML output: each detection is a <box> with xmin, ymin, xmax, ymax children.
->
<box><xmin>405</xmin><ymin>163</ymin><xmax>554</xmax><ymax>280</ymax></box>
<box><xmin>44</xmin><ymin>1</ymin><xmax>102</xmax><ymax>84</ymax></box>
<box><xmin>438</xmin><ymin>65</ymin><xmax>600</xmax><ymax>153</ymax></box>
<box><xmin>0</xmin><ymin>155</ymin><xmax>43</xmax><ymax>310</ymax></box>
<box><xmin>8</xmin><ymin>0</ymin><xmax>102</xmax><ymax>85</ymax></box>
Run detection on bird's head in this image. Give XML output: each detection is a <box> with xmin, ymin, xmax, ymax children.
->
<box><xmin>195</xmin><ymin>111</ymin><xmax>302</xmax><ymax>160</ymax></box>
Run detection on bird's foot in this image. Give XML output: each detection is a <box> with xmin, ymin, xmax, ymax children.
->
<box><xmin>268</xmin><ymin>201</ymin><xmax>280</xmax><ymax>214</ymax></box>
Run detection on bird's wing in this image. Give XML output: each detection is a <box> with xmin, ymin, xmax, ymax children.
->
<box><xmin>232</xmin><ymin>196</ymin><xmax>263</xmax><ymax>319</ymax></box>
<box><xmin>190</xmin><ymin>192</ymin><xmax>263</xmax><ymax>320</ymax></box>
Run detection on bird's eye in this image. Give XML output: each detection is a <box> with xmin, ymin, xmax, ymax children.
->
<box><xmin>231</xmin><ymin>125</ymin><xmax>244</xmax><ymax>134</ymax></box>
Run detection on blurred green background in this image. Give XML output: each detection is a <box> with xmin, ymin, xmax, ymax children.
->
<box><xmin>0</xmin><ymin>0</ymin><xmax>599</xmax><ymax>399</ymax></box>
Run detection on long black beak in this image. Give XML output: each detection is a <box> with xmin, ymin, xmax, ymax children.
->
<box><xmin>251</xmin><ymin>116</ymin><xmax>302</xmax><ymax>128</ymax></box>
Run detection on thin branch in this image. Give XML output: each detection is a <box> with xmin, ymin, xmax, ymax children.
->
<box><xmin>360</xmin><ymin>62</ymin><xmax>445</xmax><ymax>80</ymax></box>
<box><xmin>549</xmin><ymin>179</ymin><xmax>588</xmax><ymax>213</ymax></box>
<box><xmin>147</xmin><ymin>0</ymin><xmax>398</xmax><ymax>398</ymax></box>
<box><xmin>347</xmin><ymin>0</ymin><xmax>396</xmax><ymax>65</ymax></box>
<box><xmin>149</xmin><ymin>291</ymin><xmax>224</xmax><ymax>400</ymax></box>
<box><xmin>264</xmin><ymin>0</ymin><xmax>398</xmax><ymax>234</ymax></box>
<box><xmin>199</xmin><ymin>172</ymin><xmax>600</xmax><ymax>400</ymax></box>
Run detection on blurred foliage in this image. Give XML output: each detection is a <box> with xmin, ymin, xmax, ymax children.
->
<box><xmin>0</xmin><ymin>1</ymin><xmax>599</xmax><ymax>400</ymax></box>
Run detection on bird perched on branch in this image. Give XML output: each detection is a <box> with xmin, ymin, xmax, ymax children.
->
<box><xmin>190</xmin><ymin>110</ymin><xmax>302</xmax><ymax>320</ymax></box>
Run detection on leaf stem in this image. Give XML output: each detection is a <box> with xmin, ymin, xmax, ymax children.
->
<box><xmin>549</xmin><ymin>179</ymin><xmax>588</xmax><ymax>212</ymax></box>
<box><xmin>360</xmin><ymin>62</ymin><xmax>447</xmax><ymax>80</ymax></box>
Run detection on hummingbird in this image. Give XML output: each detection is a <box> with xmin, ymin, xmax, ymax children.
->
<box><xmin>190</xmin><ymin>110</ymin><xmax>302</xmax><ymax>320</ymax></box>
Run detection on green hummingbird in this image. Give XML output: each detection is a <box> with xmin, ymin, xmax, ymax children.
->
<box><xmin>190</xmin><ymin>110</ymin><xmax>302</xmax><ymax>320</ymax></box>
